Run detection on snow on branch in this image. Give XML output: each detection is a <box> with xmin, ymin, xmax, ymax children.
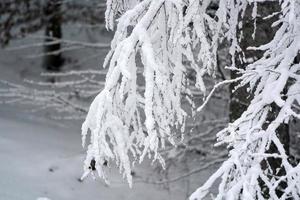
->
<box><xmin>0</xmin><ymin>70</ymin><xmax>105</xmax><ymax>120</ymax></box>
<box><xmin>191</xmin><ymin>1</ymin><xmax>300</xmax><ymax>199</ymax></box>
<box><xmin>82</xmin><ymin>0</ymin><xmax>222</xmax><ymax>186</ymax></box>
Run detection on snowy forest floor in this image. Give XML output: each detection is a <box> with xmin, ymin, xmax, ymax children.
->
<box><xmin>0</xmin><ymin>103</ymin><xmax>190</xmax><ymax>200</ymax></box>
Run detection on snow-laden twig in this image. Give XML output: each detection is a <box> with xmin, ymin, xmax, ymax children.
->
<box><xmin>197</xmin><ymin>77</ymin><xmax>243</xmax><ymax>113</ymax></box>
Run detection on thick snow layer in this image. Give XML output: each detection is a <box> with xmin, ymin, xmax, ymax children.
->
<box><xmin>0</xmin><ymin>105</ymin><xmax>184</xmax><ymax>200</ymax></box>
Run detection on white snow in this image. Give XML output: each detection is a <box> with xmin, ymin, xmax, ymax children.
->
<box><xmin>0</xmin><ymin>105</ymin><xmax>185</xmax><ymax>200</ymax></box>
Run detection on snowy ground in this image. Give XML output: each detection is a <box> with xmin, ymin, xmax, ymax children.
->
<box><xmin>0</xmin><ymin>104</ymin><xmax>190</xmax><ymax>200</ymax></box>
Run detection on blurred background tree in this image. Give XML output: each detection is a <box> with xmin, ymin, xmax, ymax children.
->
<box><xmin>0</xmin><ymin>0</ymin><xmax>106</xmax><ymax>72</ymax></box>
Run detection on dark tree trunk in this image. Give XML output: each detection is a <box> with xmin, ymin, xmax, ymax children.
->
<box><xmin>230</xmin><ymin>2</ymin><xmax>279</xmax><ymax>122</ymax></box>
<box><xmin>43</xmin><ymin>0</ymin><xmax>63</xmax><ymax>72</ymax></box>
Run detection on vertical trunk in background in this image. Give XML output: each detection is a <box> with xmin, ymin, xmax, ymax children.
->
<box><xmin>43</xmin><ymin>0</ymin><xmax>63</xmax><ymax>72</ymax></box>
<box><xmin>229</xmin><ymin>2</ymin><xmax>290</xmax><ymax>198</ymax></box>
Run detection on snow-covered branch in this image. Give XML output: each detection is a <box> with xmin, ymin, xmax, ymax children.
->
<box><xmin>81</xmin><ymin>0</ymin><xmax>226</xmax><ymax>186</ymax></box>
<box><xmin>191</xmin><ymin>1</ymin><xmax>300</xmax><ymax>199</ymax></box>
<box><xmin>0</xmin><ymin>71</ymin><xmax>105</xmax><ymax>119</ymax></box>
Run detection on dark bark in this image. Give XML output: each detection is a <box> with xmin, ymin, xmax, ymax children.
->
<box><xmin>43</xmin><ymin>0</ymin><xmax>63</xmax><ymax>72</ymax></box>
<box><xmin>230</xmin><ymin>2</ymin><xmax>279</xmax><ymax>122</ymax></box>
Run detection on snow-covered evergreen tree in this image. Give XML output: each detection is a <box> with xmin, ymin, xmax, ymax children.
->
<box><xmin>80</xmin><ymin>0</ymin><xmax>300</xmax><ymax>199</ymax></box>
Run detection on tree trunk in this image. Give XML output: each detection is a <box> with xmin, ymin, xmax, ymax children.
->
<box><xmin>43</xmin><ymin>0</ymin><xmax>63</xmax><ymax>72</ymax></box>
